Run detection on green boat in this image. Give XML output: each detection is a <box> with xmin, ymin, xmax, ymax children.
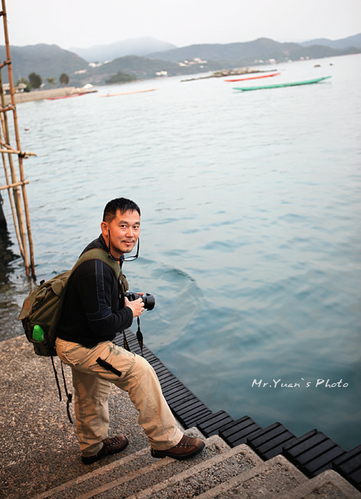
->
<box><xmin>234</xmin><ymin>76</ymin><xmax>332</xmax><ymax>91</ymax></box>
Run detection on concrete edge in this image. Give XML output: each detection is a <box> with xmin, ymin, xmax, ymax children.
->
<box><xmin>277</xmin><ymin>469</ymin><xmax>361</xmax><ymax>499</ymax></box>
<box><xmin>197</xmin><ymin>454</ymin><xmax>308</xmax><ymax>499</ymax></box>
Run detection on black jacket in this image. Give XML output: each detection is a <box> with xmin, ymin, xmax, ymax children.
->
<box><xmin>57</xmin><ymin>235</ymin><xmax>133</xmax><ymax>348</ymax></box>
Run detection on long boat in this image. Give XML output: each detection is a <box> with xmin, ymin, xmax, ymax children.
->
<box><xmin>47</xmin><ymin>93</ymin><xmax>86</xmax><ymax>100</ymax></box>
<box><xmin>100</xmin><ymin>88</ymin><xmax>158</xmax><ymax>97</ymax></box>
<box><xmin>225</xmin><ymin>72</ymin><xmax>280</xmax><ymax>82</ymax></box>
<box><xmin>234</xmin><ymin>76</ymin><xmax>332</xmax><ymax>91</ymax></box>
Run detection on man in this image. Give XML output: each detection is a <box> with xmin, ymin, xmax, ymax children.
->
<box><xmin>56</xmin><ymin>198</ymin><xmax>204</xmax><ymax>464</ymax></box>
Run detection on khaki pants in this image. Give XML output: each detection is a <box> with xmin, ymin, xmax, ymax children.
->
<box><xmin>55</xmin><ymin>338</ymin><xmax>183</xmax><ymax>457</ymax></box>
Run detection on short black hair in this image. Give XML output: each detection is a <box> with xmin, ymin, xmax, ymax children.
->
<box><xmin>103</xmin><ymin>198</ymin><xmax>141</xmax><ymax>223</ymax></box>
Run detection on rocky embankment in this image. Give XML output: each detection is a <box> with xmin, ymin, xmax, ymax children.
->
<box><xmin>4</xmin><ymin>86</ymin><xmax>97</xmax><ymax>104</ymax></box>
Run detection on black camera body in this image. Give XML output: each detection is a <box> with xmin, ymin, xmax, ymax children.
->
<box><xmin>125</xmin><ymin>291</ymin><xmax>155</xmax><ymax>311</ymax></box>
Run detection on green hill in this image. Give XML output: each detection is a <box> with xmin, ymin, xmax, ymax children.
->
<box><xmin>0</xmin><ymin>44</ymin><xmax>220</xmax><ymax>87</ymax></box>
<box><xmin>0</xmin><ymin>44</ymin><xmax>88</xmax><ymax>84</ymax></box>
<box><xmin>87</xmin><ymin>55</ymin><xmax>221</xmax><ymax>84</ymax></box>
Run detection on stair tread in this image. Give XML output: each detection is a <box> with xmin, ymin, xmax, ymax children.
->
<box><xmin>123</xmin><ymin>443</ymin><xmax>264</xmax><ymax>499</ymax></box>
<box><xmin>277</xmin><ymin>469</ymin><xmax>361</xmax><ymax>499</ymax></box>
<box><xmin>34</xmin><ymin>433</ymin><xmax>230</xmax><ymax>499</ymax></box>
<box><xmin>196</xmin><ymin>454</ymin><xmax>308</xmax><ymax>499</ymax></box>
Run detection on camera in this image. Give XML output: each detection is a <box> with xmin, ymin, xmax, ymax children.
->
<box><xmin>125</xmin><ymin>291</ymin><xmax>155</xmax><ymax>311</ymax></box>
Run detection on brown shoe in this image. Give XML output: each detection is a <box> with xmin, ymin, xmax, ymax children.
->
<box><xmin>151</xmin><ymin>435</ymin><xmax>205</xmax><ymax>461</ymax></box>
<box><xmin>82</xmin><ymin>435</ymin><xmax>129</xmax><ymax>464</ymax></box>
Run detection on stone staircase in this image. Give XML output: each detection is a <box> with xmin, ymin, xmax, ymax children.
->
<box><xmin>33</xmin><ymin>430</ymin><xmax>360</xmax><ymax>499</ymax></box>
<box><xmin>2</xmin><ymin>334</ymin><xmax>360</xmax><ymax>499</ymax></box>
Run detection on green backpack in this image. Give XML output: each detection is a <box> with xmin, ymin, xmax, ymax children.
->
<box><xmin>18</xmin><ymin>248</ymin><xmax>122</xmax><ymax>357</ymax></box>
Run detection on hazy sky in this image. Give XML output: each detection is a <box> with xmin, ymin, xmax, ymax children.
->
<box><xmin>4</xmin><ymin>0</ymin><xmax>361</xmax><ymax>49</ymax></box>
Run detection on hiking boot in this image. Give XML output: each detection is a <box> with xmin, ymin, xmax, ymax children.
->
<box><xmin>151</xmin><ymin>435</ymin><xmax>205</xmax><ymax>461</ymax></box>
<box><xmin>82</xmin><ymin>435</ymin><xmax>129</xmax><ymax>464</ymax></box>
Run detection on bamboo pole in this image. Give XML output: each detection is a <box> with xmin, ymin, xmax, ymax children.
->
<box><xmin>0</xmin><ymin>148</ymin><xmax>36</xmax><ymax>157</ymax></box>
<box><xmin>0</xmin><ymin>145</ymin><xmax>25</xmax><ymax>257</ymax></box>
<box><xmin>0</xmin><ymin>68</ymin><xmax>29</xmax><ymax>270</ymax></box>
<box><xmin>0</xmin><ymin>180</ymin><xmax>29</xmax><ymax>191</ymax></box>
<box><xmin>0</xmin><ymin>111</ymin><xmax>25</xmax><ymax>256</ymax></box>
<box><xmin>1</xmin><ymin>0</ymin><xmax>35</xmax><ymax>275</ymax></box>
<box><xmin>0</xmin><ymin>104</ymin><xmax>14</xmax><ymax>112</ymax></box>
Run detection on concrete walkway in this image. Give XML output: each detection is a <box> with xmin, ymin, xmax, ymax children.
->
<box><xmin>0</xmin><ymin>336</ymin><xmax>155</xmax><ymax>498</ymax></box>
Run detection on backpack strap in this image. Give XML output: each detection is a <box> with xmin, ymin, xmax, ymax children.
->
<box><xmin>71</xmin><ymin>248</ymin><xmax>121</xmax><ymax>279</ymax></box>
<box><xmin>75</xmin><ymin>249</ymin><xmax>143</xmax><ymax>356</ymax></box>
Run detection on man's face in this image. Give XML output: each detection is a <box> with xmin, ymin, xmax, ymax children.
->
<box><xmin>101</xmin><ymin>209</ymin><xmax>140</xmax><ymax>258</ymax></box>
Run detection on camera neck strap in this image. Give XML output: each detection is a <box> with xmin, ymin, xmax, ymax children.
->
<box><xmin>122</xmin><ymin>317</ymin><xmax>143</xmax><ymax>357</ymax></box>
<box><xmin>136</xmin><ymin>317</ymin><xmax>143</xmax><ymax>356</ymax></box>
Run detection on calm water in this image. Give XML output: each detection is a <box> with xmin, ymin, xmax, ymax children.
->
<box><xmin>1</xmin><ymin>54</ymin><xmax>360</xmax><ymax>450</ymax></box>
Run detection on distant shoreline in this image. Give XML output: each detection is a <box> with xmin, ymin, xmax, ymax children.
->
<box><xmin>4</xmin><ymin>67</ymin><xmax>270</xmax><ymax>102</ymax></box>
<box><xmin>4</xmin><ymin>86</ymin><xmax>97</xmax><ymax>104</ymax></box>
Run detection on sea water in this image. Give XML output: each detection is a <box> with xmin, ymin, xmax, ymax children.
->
<box><xmin>1</xmin><ymin>54</ymin><xmax>360</xmax><ymax>450</ymax></box>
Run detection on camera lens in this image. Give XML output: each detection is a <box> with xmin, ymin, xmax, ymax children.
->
<box><xmin>125</xmin><ymin>291</ymin><xmax>155</xmax><ymax>311</ymax></box>
<box><xmin>142</xmin><ymin>293</ymin><xmax>155</xmax><ymax>311</ymax></box>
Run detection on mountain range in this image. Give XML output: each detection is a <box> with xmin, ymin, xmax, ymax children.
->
<box><xmin>299</xmin><ymin>33</ymin><xmax>361</xmax><ymax>49</ymax></box>
<box><xmin>70</xmin><ymin>37</ymin><xmax>177</xmax><ymax>63</ymax></box>
<box><xmin>70</xmin><ymin>34</ymin><xmax>361</xmax><ymax>63</ymax></box>
<box><xmin>147</xmin><ymin>38</ymin><xmax>348</xmax><ymax>65</ymax></box>
<box><xmin>1</xmin><ymin>34</ymin><xmax>360</xmax><ymax>87</ymax></box>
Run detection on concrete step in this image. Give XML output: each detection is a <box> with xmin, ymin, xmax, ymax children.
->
<box><xmin>196</xmin><ymin>458</ymin><xmax>361</xmax><ymax>499</ymax></box>
<box><xmin>136</xmin><ymin>454</ymin><xmax>306</xmax><ymax>499</ymax></box>
<box><xmin>33</xmin><ymin>431</ymin><xmax>230</xmax><ymax>499</ymax></box>
<box><xmin>277</xmin><ymin>469</ymin><xmax>361</xmax><ymax>499</ymax></box>
<box><xmin>113</xmin><ymin>443</ymin><xmax>265</xmax><ymax>499</ymax></box>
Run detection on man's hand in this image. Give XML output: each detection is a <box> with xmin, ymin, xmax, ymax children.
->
<box><xmin>124</xmin><ymin>296</ymin><xmax>144</xmax><ymax>318</ymax></box>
